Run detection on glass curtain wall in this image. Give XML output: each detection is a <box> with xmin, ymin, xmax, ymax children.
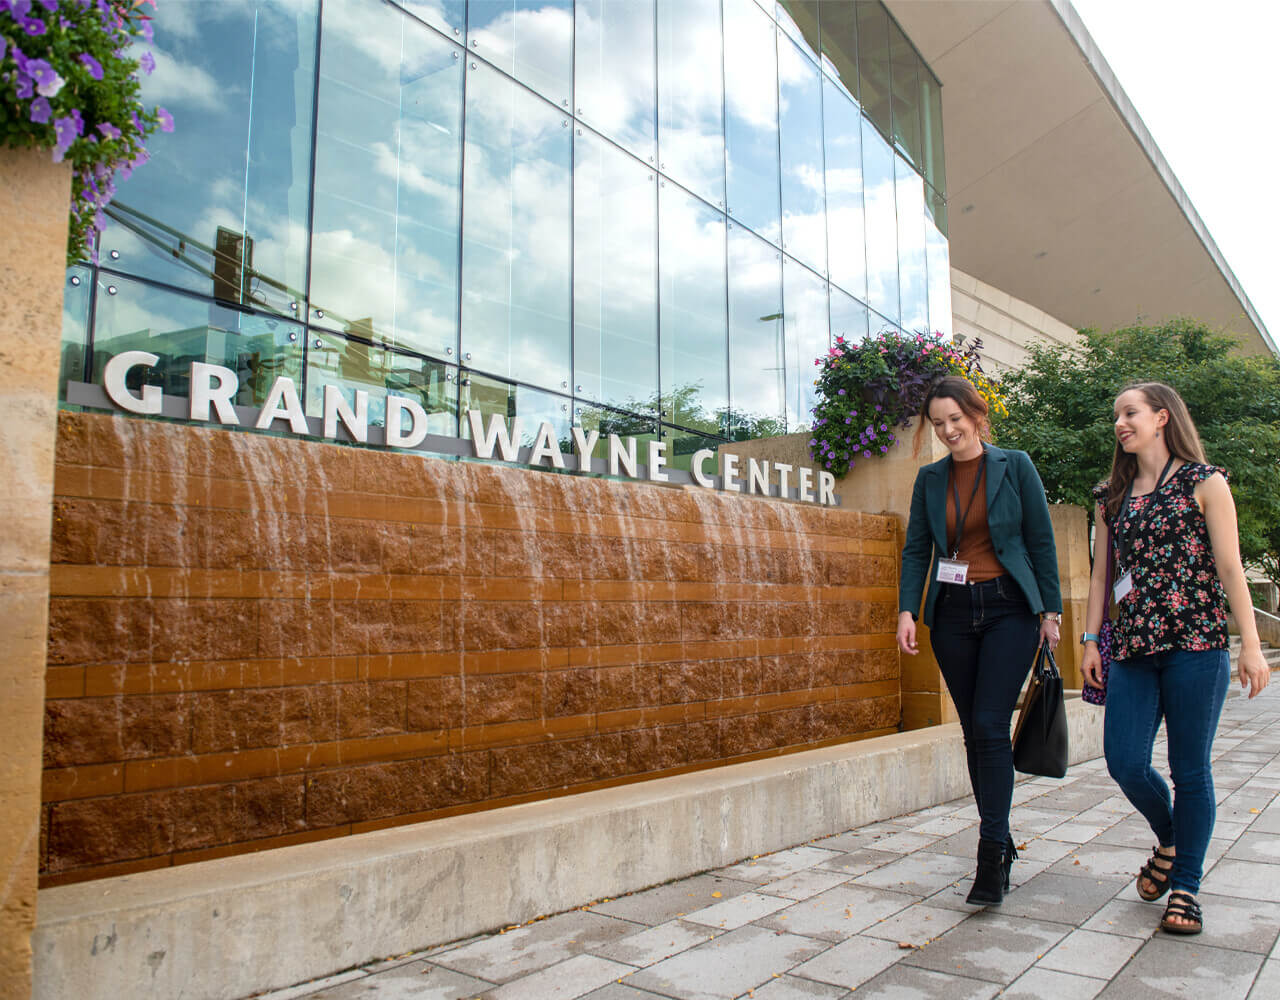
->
<box><xmin>61</xmin><ymin>0</ymin><xmax>949</xmax><ymax>446</ymax></box>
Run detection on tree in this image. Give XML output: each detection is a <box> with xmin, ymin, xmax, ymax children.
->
<box><xmin>994</xmin><ymin>319</ymin><xmax>1280</xmax><ymax>588</ymax></box>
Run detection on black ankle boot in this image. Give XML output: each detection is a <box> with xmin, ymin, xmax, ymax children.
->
<box><xmin>1002</xmin><ymin>835</ymin><xmax>1018</xmax><ymax>891</ymax></box>
<box><xmin>966</xmin><ymin>838</ymin><xmax>1006</xmax><ymax>906</ymax></box>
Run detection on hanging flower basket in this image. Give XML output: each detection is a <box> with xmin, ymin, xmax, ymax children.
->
<box><xmin>809</xmin><ymin>329</ymin><xmax>1008</xmax><ymax>475</ymax></box>
<box><xmin>1</xmin><ymin>0</ymin><xmax>170</xmax><ymax>264</ymax></box>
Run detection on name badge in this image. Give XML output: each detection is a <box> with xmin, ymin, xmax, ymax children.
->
<box><xmin>937</xmin><ymin>558</ymin><xmax>970</xmax><ymax>585</ymax></box>
<box><xmin>1113</xmin><ymin>570</ymin><xmax>1134</xmax><ymax>603</ymax></box>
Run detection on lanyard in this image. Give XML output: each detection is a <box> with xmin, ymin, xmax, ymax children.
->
<box><xmin>1114</xmin><ymin>455</ymin><xmax>1176</xmax><ymax>570</ymax></box>
<box><xmin>949</xmin><ymin>454</ymin><xmax>987</xmax><ymax>559</ymax></box>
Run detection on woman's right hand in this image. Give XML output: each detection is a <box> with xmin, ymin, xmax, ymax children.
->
<box><xmin>897</xmin><ymin>611</ymin><xmax>919</xmax><ymax>656</ymax></box>
<box><xmin>1081</xmin><ymin>642</ymin><xmax>1103</xmax><ymax>687</ymax></box>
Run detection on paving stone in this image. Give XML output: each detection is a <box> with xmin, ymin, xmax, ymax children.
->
<box><xmin>1226</xmin><ymin>832</ymin><xmax>1280</xmax><ymax>865</ymax></box>
<box><xmin>1047</xmin><ymin>844</ymin><xmax>1150</xmax><ymax>882</ymax></box>
<box><xmin>813</xmin><ymin>847</ymin><xmax>899</xmax><ymax>878</ymax></box>
<box><xmin>1042</xmin><ymin>821</ymin><xmax>1111</xmax><ymax>844</ymax></box>
<box><xmin>1001</xmin><ymin>968</ymin><xmax>1104</xmax><ymax>1000</ymax></box>
<box><xmin>860</xmin><ymin>902</ymin><xmax>968</xmax><ymax>945</ymax></box>
<box><xmin>625</xmin><ymin>924</ymin><xmax>827</xmax><ymax>1000</ymax></box>
<box><xmin>303</xmin><ymin>963</ymin><xmax>491</xmax><ymax>999</ymax></box>
<box><xmin>259</xmin><ymin>971</ymin><xmax>368</xmax><ymax>1000</ymax></box>
<box><xmin>1184</xmin><ymin>893</ymin><xmax>1280</xmax><ymax>954</ymax></box>
<box><xmin>853</xmin><ymin>852</ymin><xmax>973</xmax><ymax>897</ymax></box>
<box><xmin>920</xmin><ymin>826</ymin><xmax>980</xmax><ymax>859</ymax></box>
<box><xmin>811</xmin><ymin>823</ymin><xmax>913</xmax><ymax>853</ymax></box>
<box><xmin>1248</xmin><ymin>803</ymin><xmax>1280</xmax><ymax>835</ymax></box>
<box><xmin>681</xmin><ymin>891</ymin><xmax>793</xmax><ymax>930</ymax></box>
<box><xmin>480</xmin><ymin>954</ymin><xmax>635</xmax><ymax>1000</ymax></box>
<box><xmin>868</xmin><ymin>830</ymin><xmax>943</xmax><ymax>854</ymax></box>
<box><xmin>1008</xmin><ymin>806</ymin><xmax>1085</xmax><ymax>835</ymax></box>
<box><xmin>910</xmin><ymin>815</ymin><xmax>977</xmax><ymax>838</ymax></box>
<box><xmin>1036</xmin><ymin>928</ymin><xmax>1143</xmax><ymax>979</ymax></box>
<box><xmin>1093</xmin><ymin>817</ymin><xmax>1165</xmax><ymax>850</ymax></box>
<box><xmin>1097</xmin><ymin>938</ymin><xmax>1262</xmax><ymax>999</ymax></box>
<box><xmin>1248</xmin><ymin>960</ymin><xmax>1280</xmax><ymax>999</ymax></box>
<box><xmin>901</xmin><ymin>912</ymin><xmax>1070</xmax><ymax>984</ymax></box>
<box><xmin>1079</xmin><ymin>899</ymin><xmax>1161</xmax><ymax>940</ymax></box>
<box><xmin>993</xmin><ymin>871</ymin><xmax>1120</xmax><ymax>926</ymax></box>
<box><xmin>1202</xmin><ymin>859</ymin><xmax>1280</xmax><ymax>902</ymax></box>
<box><xmin>1011</xmin><ymin>837</ymin><xmax>1077</xmax><ymax>865</ymax></box>
<box><xmin>740</xmin><ymin>975</ymin><xmax>848</xmax><ymax>1000</ymax></box>
<box><xmin>580</xmin><ymin>986</ymin><xmax>669</xmax><ymax>1000</ymax></box>
<box><xmin>715</xmin><ymin>847</ymin><xmax>844</xmax><ymax>884</ymax></box>
<box><xmin>756</xmin><ymin>884</ymin><xmax>916</xmax><ymax>941</ymax></box>
<box><xmin>788</xmin><ymin>934</ymin><xmax>906</xmax><ymax>989</ymax></box>
<box><xmin>591</xmin><ymin>876</ymin><xmax>756</xmax><ymax>925</ymax></box>
<box><xmin>433</xmin><ymin>911</ymin><xmax>638</xmax><ymax>984</ymax></box>
<box><xmin>590</xmin><ymin>920</ymin><xmax>720</xmax><ymax>967</ymax></box>
<box><xmin>844</xmin><ymin>963</ymin><xmax>1000</xmax><ymax>1000</ymax></box>
<box><xmin>757</xmin><ymin>869</ymin><xmax>852</xmax><ymax>900</ymax></box>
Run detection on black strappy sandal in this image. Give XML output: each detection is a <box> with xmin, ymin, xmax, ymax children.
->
<box><xmin>1160</xmin><ymin>891</ymin><xmax>1203</xmax><ymax>935</ymax></box>
<box><xmin>1137</xmin><ymin>845</ymin><xmax>1175</xmax><ymax>901</ymax></box>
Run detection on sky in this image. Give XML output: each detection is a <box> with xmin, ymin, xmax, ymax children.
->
<box><xmin>1069</xmin><ymin>0</ymin><xmax>1280</xmax><ymax>350</ymax></box>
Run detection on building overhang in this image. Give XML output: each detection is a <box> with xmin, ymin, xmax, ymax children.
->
<box><xmin>884</xmin><ymin>0</ymin><xmax>1276</xmax><ymax>356</ymax></box>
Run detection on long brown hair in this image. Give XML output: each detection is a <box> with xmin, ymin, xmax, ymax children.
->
<box><xmin>913</xmin><ymin>376</ymin><xmax>992</xmax><ymax>456</ymax></box>
<box><xmin>1103</xmin><ymin>382</ymin><xmax>1207</xmax><ymax>521</ymax></box>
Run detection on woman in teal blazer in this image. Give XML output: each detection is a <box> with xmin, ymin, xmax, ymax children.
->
<box><xmin>897</xmin><ymin>377</ymin><xmax>1062</xmax><ymax>906</ymax></box>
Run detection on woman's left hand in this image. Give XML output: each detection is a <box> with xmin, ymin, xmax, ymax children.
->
<box><xmin>1039</xmin><ymin>616</ymin><xmax>1060</xmax><ymax>652</ymax></box>
<box><xmin>1239</xmin><ymin>645</ymin><xmax>1271</xmax><ymax>699</ymax></box>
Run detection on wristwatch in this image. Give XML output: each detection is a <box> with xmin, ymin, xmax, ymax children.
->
<box><xmin>1080</xmin><ymin>632</ymin><xmax>1100</xmax><ymax>645</ymax></box>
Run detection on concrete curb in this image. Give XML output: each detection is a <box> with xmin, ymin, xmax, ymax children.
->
<box><xmin>33</xmin><ymin>699</ymin><xmax>1103</xmax><ymax>1000</ymax></box>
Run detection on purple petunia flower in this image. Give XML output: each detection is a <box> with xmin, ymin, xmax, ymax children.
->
<box><xmin>22</xmin><ymin>15</ymin><xmax>46</xmax><ymax>34</ymax></box>
<box><xmin>880</xmin><ymin>445</ymin><xmax>888</xmax><ymax>453</ymax></box>
<box><xmin>863</xmin><ymin>450</ymin><xmax>871</xmax><ymax>458</ymax></box>
<box><xmin>97</xmin><ymin>121</ymin><xmax>121</xmax><ymax>140</ymax></box>
<box><xmin>844</xmin><ymin>417</ymin><xmax>851</xmax><ymax>424</ymax></box>
<box><xmin>138</xmin><ymin>51</ymin><xmax>155</xmax><ymax>74</ymax></box>
<box><xmin>837</xmin><ymin>388</ymin><xmax>846</xmax><ymax>396</ymax></box>
<box><xmin>22</xmin><ymin>56</ymin><xmax>63</xmax><ymax>95</ymax></box>
<box><xmin>140</xmin><ymin>19</ymin><xmax>153</xmax><ymax>42</ymax></box>
<box><xmin>29</xmin><ymin>96</ymin><xmax>51</xmax><ymax>123</ymax></box>
<box><xmin>52</xmin><ymin>113</ymin><xmax>82</xmax><ymax>161</ymax></box>
<box><xmin>156</xmin><ymin>106</ymin><xmax>174</xmax><ymax>132</ymax></box>
<box><xmin>14</xmin><ymin>72</ymin><xmax>35</xmax><ymax>99</ymax></box>
<box><xmin>38</xmin><ymin>0</ymin><xmax>58</xmax><ymax>12</ymax></box>
<box><xmin>78</xmin><ymin>53</ymin><xmax>104</xmax><ymax>80</ymax></box>
<box><xmin>880</xmin><ymin>423</ymin><xmax>887</xmax><ymax>432</ymax></box>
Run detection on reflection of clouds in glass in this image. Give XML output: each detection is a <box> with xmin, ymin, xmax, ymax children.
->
<box><xmin>895</xmin><ymin>155</ymin><xmax>928</xmax><ymax>334</ymax></box>
<box><xmin>861</xmin><ymin>117</ymin><xmax>899</xmax><ymax>325</ymax></box>
<box><xmin>926</xmin><ymin>219</ymin><xmax>952</xmax><ymax>337</ymax></box>
<box><xmin>823</xmin><ymin>77</ymin><xmax>866</xmax><ymax>301</ymax></box>
<box><xmin>657</xmin><ymin>0</ymin><xmax>725</xmax><ymax>207</ymax></box>
<box><xmin>139</xmin><ymin>43</ymin><xmax>228</xmax><ymax>110</ymax></box>
<box><xmin>728</xmin><ymin>226</ymin><xmax>784</xmax><ymax>428</ymax></box>
<box><xmin>783</xmin><ymin>258</ymin><xmax>828</xmax><ymax>429</ymax></box>
<box><xmin>461</xmin><ymin>62</ymin><xmax>571</xmax><ymax>391</ymax></box>
<box><xmin>468</xmin><ymin>1</ymin><xmax>573</xmax><ymax>106</ymax></box>
<box><xmin>576</xmin><ymin>0</ymin><xmax>656</xmax><ymax>160</ymax></box>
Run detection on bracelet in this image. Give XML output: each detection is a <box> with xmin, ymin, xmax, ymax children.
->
<box><xmin>1041</xmin><ymin>612</ymin><xmax>1061</xmax><ymax>622</ymax></box>
<box><xmin>1080</xmin><ymin>631</ymin><xmax>1100</xmax><ymax>645</ymax></box>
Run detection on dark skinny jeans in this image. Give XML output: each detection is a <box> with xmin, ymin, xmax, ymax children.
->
<box><xmin>929</xmin><ymin>575</ymin><xmax>1041</xmax><ymax>844</ymax></box>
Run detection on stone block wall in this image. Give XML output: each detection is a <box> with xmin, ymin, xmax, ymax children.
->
<box><xmin>41</xmin><ymin>412</ymin><xmax>901</xmax><ymax>885</ymax></box>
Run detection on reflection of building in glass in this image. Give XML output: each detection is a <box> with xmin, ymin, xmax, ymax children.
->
<box><xmin>60</xmin><ymin>0</ymin><xmax>952</xmax><ymax>453</ymax></box>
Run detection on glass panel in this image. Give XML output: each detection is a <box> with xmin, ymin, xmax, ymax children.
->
<box><xmin>778</xmin><ymin>34</ymin><xmax>826</xmax><ymax>276</ymax></box>
<box><xmin>926</xmin><ymin>209</ymin><xmax>953</xmax><ymax>339</ymax></box>
<box><xmin>461</xmin><ymin>373</ymin><xmax>571</xmax><ymax>448</ymax></box>
<box><xmin>466</xmin><ymin>0</ymin><xmax>573</xmax><ymax>108</ymax></box>
<box><xmin>577</xmin><ymin>404</ymin><xmax>658</xmax><ymax>457</ymax></box>
<box><xmin>660</xmin><ymin>186</ymin><xmax>728</xmax><ymax>435</ymax></box>
<box><xmin>575</xmin><ymin>0</ymin><xmax>657</xmax><ymax>163</ymax></box>
<box><xmin>818</xmin><ymin>0</ymin><xmax>857</xmax><ymax>104</ymax></box>
<box><xmin>394</xmin><ymin>0</ymin><xmax>465</xmax><ymax>38</ymax></box>
<box><xmin>101</xmin><ymin>1</ymin><xmax>318</xmax><ymax>317</ymax></box>
<box><xmin>895</xmin><ymin>155</ymin><xmax>928</xmax><ymax>334</ymax></box>
<box><xmin>59</xmin><ymin>267</ymin><xmax>92</xmax><ymax>402</ymax></box>
<box><xmin>310</xmin><ymin>0</ymin><xmax>462</xmax><ymax>359</ymax></box>
<box><xmin>657</xmin><ymin>0</ymin><xmax>725</xmax><ymax>208</ymax></box>
<box><xmin>460</xmin><ymin>62</ymin><xmax>571</xmax><ymax>392</ymax></box>
<box><xmin>775</xmin><ymin>1</ymin><xmax>820</xmax><ymax>64</ymax></box>
<box><xmin>829</xmin><ymin>283</ymin><xmax>869</xmax><ymax>345</ymax></box>
<box><xmin>574</xmin><ymin>128</ymin><xmax>658</xmax><ymax>414</ymax></box>
<box><xmin>920</xmin><ymin>69</ymin><xmax>946</xmax><ymax>199</ymax></box>
<box><xmin>305</xmin><ymin>332</ymin><xmax>459</xmax><ymax>437</ymax></box>
<box><xmin>823</xmin><ymin>78</ymin><xmax>867</xmax><ymax>303</ymax></box>
<box><xmin>782</xmin><ymin>256</ymin><xmax>828</xmax><ymax>431</ymax></box>
<box><xmin>661</xmin><ymin>424</ymin><xmax>722</xmax><ymax>472</ymax></box>
<box><xmin>889</xmin><ymin>21</ymin><xmax>921</xmax><ymax>166</ymax></box>
<box><xmin>724</xmin><ymin>0</ymin><xmax>781</xmax><ymax>244</ymax></box>
<box><xmin>862</xmin><ymin>116</ymin><xmax>899</xmax><ymax>325</ymax></box>
<box><xmin>856</xmin><ymin>0</ymin><xmax>891</xmax><ymax>140</ymax></box>
<box><xmin>727</xmin><ymin>225</ymin><xmax>785</xmax><ymax>439</ymax></box>
<box><xmin>91</xmin><ymin>274</ymin><xmax>302</xmax><ymax>407</ymax></box>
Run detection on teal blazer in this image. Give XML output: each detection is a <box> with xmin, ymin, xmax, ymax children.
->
<box><xmin>899</xmin><ymin>444</ymin><xmax>1062</xmax><ymax>629</ymax></box>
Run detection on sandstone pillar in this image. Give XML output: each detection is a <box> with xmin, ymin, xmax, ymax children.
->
<box><xmin>0</xmin><ymin>147</ymin><xmax>71</xmax><ymax>998</ymax></box>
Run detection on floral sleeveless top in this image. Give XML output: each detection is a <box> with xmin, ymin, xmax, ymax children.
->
<box><xmin>1092</xmin><ymin>463</ymin><xmax>1229</xmax><ymax>660</ymax></box>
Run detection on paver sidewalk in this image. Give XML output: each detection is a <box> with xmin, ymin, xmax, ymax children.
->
<box><xmin>254</xmin><ymin>690</ymin><xmax>1280</xmax><ymax>1000</ymax></box>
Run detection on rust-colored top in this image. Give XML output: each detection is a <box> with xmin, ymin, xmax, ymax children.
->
<box><xmin>946</xmin><ymin>454</ymin><xmax>1002</xmax><ymax>582</ymax></box>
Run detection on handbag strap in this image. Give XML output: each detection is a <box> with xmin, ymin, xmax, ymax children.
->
<box><xmin>1032</xmin><ymin>640</ymin><xmax>1061</xmax><ymax>680</ymax></box>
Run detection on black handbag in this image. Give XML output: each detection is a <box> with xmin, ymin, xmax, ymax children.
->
<box><xmin>1012</xmin><ymin>641</ymin><xmax>1069</xmax><ymax>778</ymax></box>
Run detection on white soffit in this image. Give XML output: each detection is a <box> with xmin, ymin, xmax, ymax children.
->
<box><xmin>884</xmin><ymin>0</ymin><xmax>1276</xmax><ymax>356</ymax></box>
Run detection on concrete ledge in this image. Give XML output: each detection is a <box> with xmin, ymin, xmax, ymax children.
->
<box><xmin>33</xmin><ymin>700</ymin><xmax>1103</xmax><ymax>1000</ymax></box>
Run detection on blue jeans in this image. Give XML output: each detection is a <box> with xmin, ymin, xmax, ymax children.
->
<box><xmin>1104</xmin><ymin>648</ymin><xmax>1230</xmax><ymax>895</ymax></box>
<box><xmin>930</xmin><ymin>575</ymin><xmax>1041</xmax><ymax>844</ymax></box>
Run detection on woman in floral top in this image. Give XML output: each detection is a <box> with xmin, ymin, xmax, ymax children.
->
<box><xmin>1081</xmin><ymin>382</ymin><xmax>1269</xmax><ymax>937</ymax></box>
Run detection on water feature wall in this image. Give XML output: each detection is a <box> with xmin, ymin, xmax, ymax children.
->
<box><xmin>41</xmin><ymin>412</ymin><xmax>901</xmax><ymax>885</ymax></box>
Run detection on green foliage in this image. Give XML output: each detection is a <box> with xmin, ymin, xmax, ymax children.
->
<box><xmin>995</xmin><ymin>318</ymin><xmax>1280</xmax><ymax>586</ymax></box>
